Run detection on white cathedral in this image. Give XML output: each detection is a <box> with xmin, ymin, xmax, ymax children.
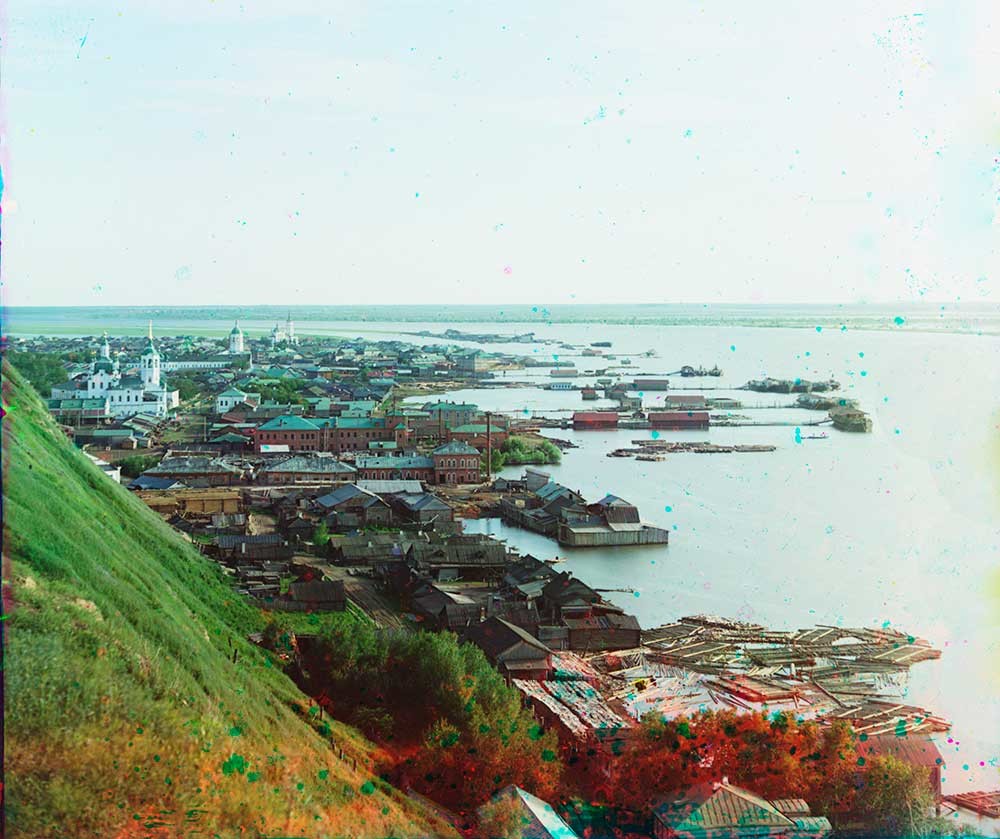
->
<box><xmin>270</xmin><ymin>312</ymin><xmax>299</xmax><ymax>347</ymax></box>
<box><xmin>51</xmin><ymin>323</ymin><xmax>180</xmax><ymax>418</ymax></box>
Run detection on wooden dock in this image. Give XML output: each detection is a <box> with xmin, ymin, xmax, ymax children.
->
<box><xmin>944</xmin><ymin>791</ymin><xmax>1000</xmax><ymax>819</ymax></box>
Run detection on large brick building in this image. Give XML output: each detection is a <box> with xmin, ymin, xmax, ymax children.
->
<box><xmin>253</xmin><ymin>414</ymin><xmax>410</xmax><ymax>454</ymax></box>
<box><xmin>430</xmin><ymin>440</ymin><xmax>481</xmax><ymax>484</ymax></box>
<box><xmin>355</xmin><ymin>441</ymin><xmax>481</xmax><ymax>485</ymax></box>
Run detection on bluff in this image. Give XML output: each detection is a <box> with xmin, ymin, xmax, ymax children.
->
<box><xmin>2</xmin><ymin>361</ymin><xmax>454</xmax><ymax>838</ymax></box>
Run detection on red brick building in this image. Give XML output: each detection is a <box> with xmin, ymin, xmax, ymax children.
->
<box><xmin>354</xmin><ymin>441</ymin><xmax>481</xmax><ymax>485</ymax></box>
<box><xmin>431</xmin><ymin>440</ymin><xmax>481</xmax><ymax>484</ymax></box>
<box><xmin>254</xmin><ymin>415</ymin><xmax>410</xmax><ymax>454</ymax></box>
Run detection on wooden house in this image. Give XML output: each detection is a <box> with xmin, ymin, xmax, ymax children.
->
<box><xmin>572</xmin><ymin>411</ymin><xmax>619</xmax><ymax>430</ymax></box>
<box><xmin>564</xmin><ymin>613</ymin><xmax>641</xmax><ymax>652</ymax></box>
<box><xmin>652</xmin><ymin>781</ymin><xmax>831</xmax><ymax>839</ymax></box>
<box><xmin>648</xmin><ymin>411</ymin><xmax>710</xmax><ymax>430</ymax></box>
<box><xmin>463</xmin><ymin>617</ymin><xmax>553</xmax><ymax>681</ymax></box>
<box><xmin>313</xmin><ymin>483</ymin><xmax>392</xmax><ymax>530</ymax></box>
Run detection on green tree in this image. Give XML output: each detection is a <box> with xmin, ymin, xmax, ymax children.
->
<box><xmin>855</xmin><ymin>754</ymin><xmax>935</xmax><ymax>836</ymax></box>
<box><xmin>478</xmin><ymin>792</ymin><xmax>533</xmax><ymax>839</ymax></box>
<box><xmin>310</xmin><ymin>626</ymin><xmax>564</xmax><ymax>810</ymax></box>
<box><xmin>536</xmin><ymin>441</ymin><xmax>562</xmax><ymax>464</ymax></box>
<box><xmin>169</xmin><ymin>376</ymin><xmax>203</xmax><ymax>401</ymax></box>
<box><xmin>312</xmin><ymin>521</ymin><xmax>331</xmax><ymax>547</ymax></box>
<box><xmin>253</xmin><ymin>378</ymin><xmax>308</xmax><ymax>405</ymax></box>
<box><xmin>497</xmin><ymin>436</ymin><xmax>561</xmax><ymax>466</ymax></box>
<box><xmin>7</xmin><ymin>352</ymin><xmax>68</xmax><ymax>396</ymax></box>
<box><xmin>118</xmin><ymin>454</ymin><xmax>162</xmax><ymax>478</ymax></box>
<box><xmin>488</xmin><ymin>449</ymin><xmax>507</xmax><ymax>474</ymax></box>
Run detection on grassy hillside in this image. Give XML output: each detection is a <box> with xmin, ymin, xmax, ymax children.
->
<box><xmin>2</xmin><ymin>361</ymin><xmax>455</xmax><ymax>838</ymax></box>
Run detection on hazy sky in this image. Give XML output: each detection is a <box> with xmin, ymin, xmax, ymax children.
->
<box><xmin>4</xmin><ymin>1</ymin><xmax>998</xmax><ymax>306</ymax></box>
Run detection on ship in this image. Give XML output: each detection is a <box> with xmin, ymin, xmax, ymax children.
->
<box><xmin>744</xmin><ymin>377</ymin><xmax>841</xmax><ymax>394</ymax></box>
<box><xmin>829</xmin><ymin>407</ymin><xmax>872</xmax><ymax>432</ymax></box>
<box><xmin>672</xmin><ymin>365</ymin><xmax>723</xmax><ymax>377</ymax></box>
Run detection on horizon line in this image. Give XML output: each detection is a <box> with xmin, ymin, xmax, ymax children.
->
<box><xmin>4</xmin><ymin>300</ymin><xmax>996</xmax><ymax>311</ymax></box>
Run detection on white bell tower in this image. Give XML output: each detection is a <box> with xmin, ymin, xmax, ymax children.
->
<box><xmin>141</xmin><ymin>320</ymin><xmax>161</xmax><ymax>388</ymax></box>
<box><xmin>229</xmin><ymin>319</ymin><xmax>245</xmax><ymax>353</ymax></box>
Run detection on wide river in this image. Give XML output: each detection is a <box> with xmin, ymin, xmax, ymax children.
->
<box><xmin>8</xmin><ymin>310</ymin><xmax>999</xmax><ymax>794</ymax></box>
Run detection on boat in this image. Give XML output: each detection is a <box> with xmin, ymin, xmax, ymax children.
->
<box><xmin>636</xmin><ymin>454</ymin><xmax>664</xmax><ymax>462</ymax></box>
<box><xmin>803</xmin><ymin>433</ymin><xmax>829</xmax><ymax>440</ymax></box>
<box><xmin>544</xmin><ymin>557</ymin><xmax>567</xmax><ymax>564</ymax></box>
<box><xmin>674</xmin><ymin>365</ymin><xmax>723</xmax><ymax>377</ymax></box>
<box><xmin>591</xmin><ymin>341</ymin><xmax>612</xmax><ymax>347</ymax></box>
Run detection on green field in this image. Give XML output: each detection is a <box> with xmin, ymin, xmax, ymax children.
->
<box><xmin>2</xmin><ymin>361</ymin><xmax>456</xmax><ymax>838</ymax></box>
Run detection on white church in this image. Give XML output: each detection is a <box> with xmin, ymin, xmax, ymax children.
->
<box><xmin>270</xmin><ymin>313</ymin><xmax>300</xmax><ymax>347</ymax></box>
<box><xmin>51</xmin><ymin>324</ymin><xmax>180</xmax><ymax>418</ymax></box>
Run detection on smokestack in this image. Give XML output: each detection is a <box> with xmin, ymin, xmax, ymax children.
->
<box><xmin>486</xmin><ymin>410</ymin><xmax>493</xmax><ymax>482</ymax></box>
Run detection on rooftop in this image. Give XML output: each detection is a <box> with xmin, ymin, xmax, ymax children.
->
<box><xmin>257</xmin><ymin>415</ymin><xmax>320</xmax><ymax>431</ymax></box>
<box><xmin>260</xmin><ymin>455</ymin><xmax>356</xmax><ymax>474</ymax></box>
<box><xmin>432</xmin><ymin>440</ymin><xmax>480</xmax><ymax>456</ymax></box>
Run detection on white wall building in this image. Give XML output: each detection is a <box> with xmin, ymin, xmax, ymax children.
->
<box><xmin>215</xmin><ymin>387</ymin><xmax>261</xmax><ymax>415</ymax></box>
<box><xmin>270</xmin><ymin>312</ymin><xmax>299</xmax><ymax>347</ymax></box>
<box><xmin>50</xmin><ymin>325</ymin><xmax>180</xmax><ymax>418</ymax></box>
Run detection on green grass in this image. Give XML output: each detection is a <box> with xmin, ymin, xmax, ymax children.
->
<box><xmin>2</xmin><ymin>360</ymin><xmax>456</xmax><ymax>839</ymax></box>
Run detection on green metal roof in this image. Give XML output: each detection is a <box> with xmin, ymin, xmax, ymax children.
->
<box><xmin>332</xmin><ymin>417</ymin><xmax>387</xmax><ymax>429</ymax></box>
<box><xmin>257</xmin><ymin>415</ymin><xmax>319</xmax><ymax>431</ymax></box>
<box><xmin>424</xmin><ymin>401</ymin><xmax>478</xmax><ymax>411</ymax></box>
<box><xmin>47</xmin><ymin>398</ymin><xmax>108</xmax><ymax>410</ymax></box>
<box><xmin>356</xmin><ymin>455</ymin><xmax>434</xmax><ymax>470</ymax></box>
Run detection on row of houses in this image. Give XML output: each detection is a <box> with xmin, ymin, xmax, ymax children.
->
<box><xmin>261</xmin><ymin>481</ymin><xmax>458</xmax><ymax>543</ymax></box>
<box><xmin>136</xmin><ymin>441</ymin><xmax>483</xmax><ymax>488</ymax></box>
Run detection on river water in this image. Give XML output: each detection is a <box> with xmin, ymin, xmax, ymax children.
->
<box><xmin>7</xmin><ymin>309</ymin><xmax>999</xmax><ymax>793</ymax></box>
<box><xmin>403</xmin><ymin>320</ymin><xmax>1000</xmax><ymax>796</ymax></box>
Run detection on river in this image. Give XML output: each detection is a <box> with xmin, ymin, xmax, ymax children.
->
<box><xmin>405</xmin><ymin>320</ymin><xmax>1000</xmax><ymax>796</ymax></box>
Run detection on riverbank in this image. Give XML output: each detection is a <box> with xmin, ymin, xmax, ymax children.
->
<box><xmin>7</xmin><ymin>302</ymin><xmax>1000</xmax><ymax>338</ymax></box>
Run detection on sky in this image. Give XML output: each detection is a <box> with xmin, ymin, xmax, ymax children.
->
<box><xmin>3</xmin><ymin>1</ymin><xmax>999</xmax><ymax>306</ymax></box>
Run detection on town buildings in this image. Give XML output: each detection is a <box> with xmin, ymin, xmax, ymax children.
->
<box><xmin>215</xmin><ymin>387</ymin><xmax>261</xmax><ymax>415</ymax></box>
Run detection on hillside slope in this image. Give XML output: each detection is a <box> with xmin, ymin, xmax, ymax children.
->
<box><xmin>2</xmin><ymin>361</ymin><xmax>454</xmax><ymax>838</ymax></box>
